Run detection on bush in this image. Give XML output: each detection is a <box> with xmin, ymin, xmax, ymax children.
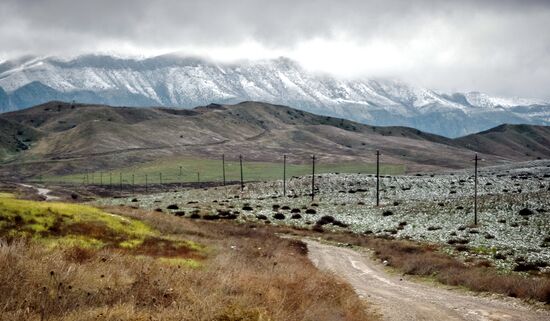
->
<box><xmin>273</xmin><ymin>213</ymin><xmax>286</xmax><ymax>220</ymax></box>
<box><xmin>519</xmin><ymin>208</ymin><xmax>534</xmax><ymax>216</ymax></box>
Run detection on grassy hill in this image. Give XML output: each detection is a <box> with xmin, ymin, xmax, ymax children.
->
<box><xmin>1</xmin><ymin>100</ymin><xmax>548</xmax><ymax>181</ymax></box>
<box><xmin>454</xmin><ymin>124</ymin><xmax>550</xmax><ymax>159</ymax></box>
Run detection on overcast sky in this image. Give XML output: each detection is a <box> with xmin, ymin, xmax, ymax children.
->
<box><xmin>1</xmin><ymin>0</ymin><xmax>550</xmax><ymax>99</ymax></box>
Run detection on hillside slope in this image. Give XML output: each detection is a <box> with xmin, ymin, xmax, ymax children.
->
<box><xmin>0</xmin><ymin>101</ymin><xmax>547</xmax><ymax>179</ymax></box>
<box><xmin>0</xmin><ymin>54</ymin><xmax>548</xmax><ymax>137</ymax></box>
<box><xmin>454</xmin><ymin>124</ymin><xmax>550</xmax><ymax>160</ymax></box>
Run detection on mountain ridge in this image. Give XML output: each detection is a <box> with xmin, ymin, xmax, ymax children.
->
<box><xmin>0</xmin><ymin>100</ymin><xmax>548</xmax><ymax>179</ymax></box>
<box><xmin>0</xmin><ymin>54</ymin><xmax>549</xmax><ymax>137</ymax></box>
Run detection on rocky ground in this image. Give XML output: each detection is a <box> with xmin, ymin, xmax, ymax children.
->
<box><xmin>97</xmin><ymin>160</ymin><xmax>550</xmax><ymax>272</ymax></box>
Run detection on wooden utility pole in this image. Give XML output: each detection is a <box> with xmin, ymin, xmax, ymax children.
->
<box><xmin>239</xmin><ymin>155</ymin><xmax>244</xmax><ymax>192</ymax></box>
<box><xmin>283</xmin><ymin>154</ymin><xmax>287</xmax><ymax>197</ymax></box>
<box><xmin>376</xmin><ymin>150</ymin><xmax>380</xmax><ymax>206</ymax></box>
<box><xmin>311</xmin><ymin>155</ymin><xmax>316</xmax><ymax>201</ymax></box>
<box><xmin>222</xmin><ymin>154</ymin><xmax>226</xmax><ymax>186</ymax></box>
<box><xmin>474</xmin><ymin>153</ymin><xmax>479</xmax><ymax>225</ymax></box>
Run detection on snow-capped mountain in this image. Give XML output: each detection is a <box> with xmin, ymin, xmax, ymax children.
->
<box><xmin>0</xmin><ymin>54</ymin><xmax>548</xmax><ymax>137</ymax></box>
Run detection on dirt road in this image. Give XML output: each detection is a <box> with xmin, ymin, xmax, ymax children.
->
<box><xmin>305</xmin><ymin>240</ymin><xmax>550</xmax><ymax>321</ymax></box>
<box><xmin>19</xmin><ymin>184</ymin><xmax>60</xmax><ymax>201</ymax></box>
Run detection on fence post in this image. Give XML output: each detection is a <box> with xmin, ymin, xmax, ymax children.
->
<box><xmin>311</xmin><ymin>155</ymin><xmax>315</xmax><ymax>201</ymax></box>
<box><xmin>179</xmin><ymin>166</ymin><xmax>183</xmax><ymax>188</ymax></box>
<box><xmin>283</xmin><ymin>154</ymin><xmax>287</xmax><ymax>197</ymax></box>
<box><xmin>376</xmin><ymin>150</ymin><xmax>380</xmax><ymax>206</ymax></box>
<box><xmin>239</xmin><ymin>155</ymin><xmax>244</xmax><ymax>192</ymax></box>
<box><xmin>222</xmin><ymin>154</ymin><xmax>226</xmax><ymax>186</ymax></box>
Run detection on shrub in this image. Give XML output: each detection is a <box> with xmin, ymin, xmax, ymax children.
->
<box><xmin>519</xmin><ymin>208</ymin><xmax>534</xmax><ymax>216</ymax></box>
<box><xmin>273</xmin><ymin>213</ymin><xmax>286</xmax><ymax>220</ymax></box>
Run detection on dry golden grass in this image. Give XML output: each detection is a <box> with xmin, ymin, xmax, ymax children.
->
<box><xmin>0</xmin><ymin>203</ymin><xmax>376</xmax><ymax>321</ymax></box>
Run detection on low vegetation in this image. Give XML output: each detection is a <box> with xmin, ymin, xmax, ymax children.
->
<box><xmin>0</xmin><ymin>191</ymin><xmax>375</xmax><ymax>321</ymax></box>
<box><xmin>40</xmin><ymin>157</ymin><xmax>405</xmax><ymax>185</ymax></box>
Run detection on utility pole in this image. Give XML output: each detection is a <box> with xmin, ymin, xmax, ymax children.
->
<box><xmin>222</xmin><ymin>154</ymin><xmax>226</xmax><ymax>186</ymax></box>
<box><xmin>474</xmin><ymin>153</ymin><xmax>479</xmax><ymax>225</ymax></box>
<box><xmin>311</xmin><ymin>155</ymin><xmax>316</xmax><ymax>201</ymax></box>
<box><xmin>239</xmin><ymin>155</ymin><xmax>244</xmax><ymax>192</ymax></box>
<box><xmin>179</xmin><ymin>166</ymin><xmax>182</xmax><ymax>177</ymax></box>
<box><xmin>376</xmin><ymin>150</ymin><xmax>380</xmax><ymax>206</ymax></box>
<box><xmin>283</xmin><ymin>154</ymin><xmax>287</xmax><ymax>197</ymax></box>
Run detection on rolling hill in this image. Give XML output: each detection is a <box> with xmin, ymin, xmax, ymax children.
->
<box><xmin>0</xmin><ymin>100</ymin><xmax>548</xmax><ymax>180</ymax></box>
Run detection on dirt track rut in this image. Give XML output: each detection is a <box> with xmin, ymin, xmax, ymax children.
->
<box><xmin>305</xmin><ymin>240</ymin><xmax>549</xmax><ymax>321</ymax></box>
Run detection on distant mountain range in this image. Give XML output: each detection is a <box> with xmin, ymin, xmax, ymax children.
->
<box><xmin>1</xmin><ymin>101</ymin><xmax>549</xmax><ymax>179</ymax></box>
<box><xmin>0</xmin><ymin>54</ymin><xmax>549</xmax><ymax>137</ymax></box>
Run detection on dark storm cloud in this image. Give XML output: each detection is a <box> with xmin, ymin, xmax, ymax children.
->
<box><xmin>1</xmin><ymin>0</ymin><xmax>550</xmax><ymax>98</ymax></box>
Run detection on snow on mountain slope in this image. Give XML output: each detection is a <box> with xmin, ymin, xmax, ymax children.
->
<box><xmin>0</xmin><ymin>54</ymin><xmax>548</xmax><ymax>137</ymax></box>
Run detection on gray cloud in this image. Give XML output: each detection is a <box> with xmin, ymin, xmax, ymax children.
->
<box><xmin>1</xmin><ymin>0</ymin><xmax>550</xmax><ymax>99</ymax></box>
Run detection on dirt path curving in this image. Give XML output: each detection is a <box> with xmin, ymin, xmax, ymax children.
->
<box><xmin>305</xmin><ymin>239</ymin><xmax>550</xmax><ymax>321</ymax></box>
<box><xmin>19</xmin><ymin>184</ymin><xmax>60</xmax><ymax>201</ymax></box>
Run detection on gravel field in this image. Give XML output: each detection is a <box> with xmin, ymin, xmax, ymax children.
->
<box><xmin>97</xmin><ymin>160</ymin><xmax>550</xmax><ymax>272</ymax></box>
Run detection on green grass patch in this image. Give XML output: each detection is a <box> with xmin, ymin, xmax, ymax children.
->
<box><xmin>39</xmin><ymin>157</ymin><xmax>406</xmax><ymax>185</ymax></box>
<box><xmin>0</xmin><ymin>194</ymin><xmax>204</xmax><ymax>261</ymax></box>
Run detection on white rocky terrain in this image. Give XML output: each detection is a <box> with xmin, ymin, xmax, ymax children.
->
<box><xmin>101</xmin><ymin>160</ymin><xmax>550</xmax><ymax>272</ymax></box>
